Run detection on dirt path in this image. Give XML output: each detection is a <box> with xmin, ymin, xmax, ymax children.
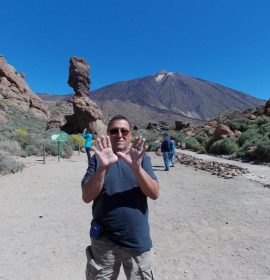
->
<box><xmin>0</xmin><ymin>153</ymin><xmax>270</xmax><ymax>280</ymax></box>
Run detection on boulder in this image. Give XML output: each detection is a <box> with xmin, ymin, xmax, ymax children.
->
<box><xmin>47</xmin><ymin>116</ymin><xmax>67</xmax><ymax>131</ymax></box>
<box><xmin>249</xmin><ymin>114</ymin><xmax>256</xmax><ymax>120</ymax></box>
<box><xmin>213</xmin><ymin>124</ymin><xmax>234</xmax><ymax>141</ymax></box>
<box><xmin>185</xmin><ymin>128</ymin><xmax>195</xmax><ymax>137</ymax></box>
<box><xmin>72</xmin><ymin>96</ymin><xmax>105</xmax><ymax>134</ymax></box>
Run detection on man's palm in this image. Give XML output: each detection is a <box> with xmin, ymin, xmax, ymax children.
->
<box><xmin>95</xmin><ymin>148</ymin><xmax>118</xmax><ymax>167</ymax></box>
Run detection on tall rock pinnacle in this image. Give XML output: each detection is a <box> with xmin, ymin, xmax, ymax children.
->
<box><xmin>68</xmin><ymin>56</ymin><xmax>90</xmax><ymax>97</ymax></box>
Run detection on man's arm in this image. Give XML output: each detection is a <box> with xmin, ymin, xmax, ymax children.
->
<box><xmin>81</xmin><ymin>136</ymin><xmax>118</xmax><ymax>203</ymax></box>
<box><xmin>82</xmin><ymin>166</ymin><xmax>107</xmax><ymax>203</ymax></box>
<box><xmin>131</xmin><ymin>165</ymin><xmax>159</xmax><ymax>200</ymax></box>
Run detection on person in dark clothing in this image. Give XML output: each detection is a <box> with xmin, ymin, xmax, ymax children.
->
<box><xmin>161</xmin><ymin>133</ymin><xmax>171</xmax><ymax>171</ymax></box>
<box><xmin>81</xmin><ymin>115</ymin><xmax>159</xmax><ymax>279</ymax></box>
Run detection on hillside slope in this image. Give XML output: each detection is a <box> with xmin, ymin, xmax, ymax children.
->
<box><xmin>91</xmin><ymin>71</ymin><xmax>264</xmax><ymax>127</ymax></box>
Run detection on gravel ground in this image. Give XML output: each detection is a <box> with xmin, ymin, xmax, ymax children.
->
<box><xmin>0</xmin><ymin>152</ymin><xmax>270</xmax><ymax>280</ymax></box>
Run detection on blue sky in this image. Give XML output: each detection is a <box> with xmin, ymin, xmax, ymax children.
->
<box><xmin>1</xmin><ymin>0</ymin><xmax>269</xmax><ymax>100</ymax></box>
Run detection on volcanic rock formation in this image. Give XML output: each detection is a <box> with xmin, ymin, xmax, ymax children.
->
<box><xmin>0</xmin><ymin>55</ymin><xmax>49</xmax><ymax>120</ymax></box>
<box><xmin>68</xmin><ymin>56</ymin><xmax>91</xmax><ymax>97</ymax></box>
<box><xmin>58</xmin><ymin>56</ymin><xmax>106</xmax><ymax>135</ymax></box>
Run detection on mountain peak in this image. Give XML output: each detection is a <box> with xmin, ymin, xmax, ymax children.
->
<box><xmin>155</xmin><ymin>70</ymin><xmax>175</xmax><ymax>82</ymax></box>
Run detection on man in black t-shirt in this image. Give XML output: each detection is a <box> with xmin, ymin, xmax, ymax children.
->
<box><xmin>81</xmin><ymin>115</ymin><xmax>159</xmax><ymax>279</ymax></box>
<box><xmin>161</xmin><ymin>133</ymin><xmax>171</xmax><ymax>171</ymax></box>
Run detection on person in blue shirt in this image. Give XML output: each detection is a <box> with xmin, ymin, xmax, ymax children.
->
<box><xmin>82</xmin><ymin>128</ymin><xmax>93</xmax><ymax>163</ymax></box>
<box><xmin>81</xmin><ymin>115</ymin><xmax>159</xmax><ymax>279</ymax></box>
<box><xmin>169</xmin><ymin>136</ymin><xmax>176</xmax><ymax>167</ymax></box>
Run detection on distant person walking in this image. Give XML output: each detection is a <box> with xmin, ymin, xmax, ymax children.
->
<box><xmin>170</xmin><ymin>137</ymin><xmax>176</xmax><ymax>167</ymax></box>
<box><xmin>161</xmin><ymin>133</ymin><xmax>171</xmax><ymax>171</ymax></box>
<box><xmin>82</xmin><ymin>128</ymin><xmax>93</xmax><ymax>163</ymax></box>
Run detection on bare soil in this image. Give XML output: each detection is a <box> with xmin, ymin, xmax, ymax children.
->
<box><xmin>0</xmin><ymin>152</ymin><xmax>270</xmax><ymax>280</ymax></box>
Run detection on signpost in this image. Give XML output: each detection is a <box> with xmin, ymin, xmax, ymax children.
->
<box><xmin>50</xmin><ymin>133</ymin><xmax>69</xmax><ymax>162</ymax></box>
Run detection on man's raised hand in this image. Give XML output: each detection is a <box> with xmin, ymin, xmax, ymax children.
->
<box><xmin>92</xmin><ymin>136</ymin><xmax>118</xmax><ymax>168</ymax></box>
<box><xmin>117</xmin><ymin>136</ymin><xmax>146</xmax><ymax>169</ymax></box>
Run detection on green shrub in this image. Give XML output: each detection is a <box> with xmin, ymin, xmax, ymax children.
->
<box><xmin>7</xmin><ymin>106</ymin><xmax>47</xmax><ymax>133</ymax></box>
<box><xmin>229</xmin><ymin>118</ymin><xmax>255</xmax><ymax>132</ymax></box>
<box><xmin>169</xmin><ymin>132</ymin><xmax>186</xmax><ymax>142</ymax></box>
<box><xmin>238</xmin><ymin>128</ymin><xmax>261</xmax><ymax>146</ymax></box>
<box><xmin>203</xmin><ymin>127</ymin><xmax>214</xmax><ymax>136</ymax></box>
<box><xmin>199</xmin><ymin>144</ymin><xmax>207</xmax><ymax>154</ymax></box>
<box><xmin>24</xmin><ymin>145</ymin><xmax>41</xmax><ymax>156</ymax></box>
<box><xmin>46</xmin><ymin>142</ymin><xmax>61</xmax><ymax>156</ymax></box>
<box><xmin>183</xmin><ymin>137</ymin><xmax>200</xmax><ymax>151</ymax></box>
<box><xmin>255</xmin><ymin>139</ymin><xmax>270</xmax><ymax>160</ymax></box>
<box><xmin>258</xmin><ymin>123</ymin><xmax>270</xmax><ymax>136</ymax></box>
<box><xmin>147</xmin><ymin>141</ymin><xmax>160</xmax><ymax>152</ymax></box>
<box><xmin>255</xmin><ymin>116</ymin><xmax>270</xmax><ymax>126</ymax></box>
<box><xmin>61</xmin><ymin>143</ymin><xmax>73</xmax><ymax>158</ymax></box>
<box><xmin>16</xmin><ymin>127</ymin><xmax>28</xmax><ymax>139</ymax></box>
<box><xmin>0</xmin><ymin>124</ymin><xmax>14</xmax><ymax>141</ymax></box>
<box><xmin>15</xmin><ymin>131</ymin><xmax>49</xmax><ymax>156</ymax></box>
<box><xmin>0</xmin><ymin>150</ymin><xmax>24</xmax><ymax>175</ymax></box>
<box><xmin>0</xmin><ymin>140</ymin><xmax>22</xmax><ymax>156</ymax></box>
<box><xmin>237</xmin><ymin>137</ymin><xmax>270</xmax><ymax>161</ymax></box>
<box><xmin>68</xmin><ymin>134</ymin><xmax>85</xmax><ymax>151</ymax></box>
<box><xmin>20</xmin><ymin>150</ymin><xmax>28</xmax><ymax>158</ymax></box>
<box><xmin>209</xmin><ymin>137</ymin><xmax>239</xmax><ymax>155</ymax></box>
<box><xmin>194</xmin><ymin>132</ymin><xmax>210</xmax><ymax>145</ymax></box>
<box><xmin>137</xmin><ymin>130</ymin><xmax>161</xmax><ymax>142</ymax></box>
<box><xmin>46</xmin><ymin>142</ymin><xmax>73</xmax><ymax>158</ymax></box>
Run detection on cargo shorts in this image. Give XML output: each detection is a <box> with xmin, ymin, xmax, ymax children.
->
<box><xmin>85</xmin><ymin>236</ymin><xmax>154</xmax><ymax>280</ymax></box>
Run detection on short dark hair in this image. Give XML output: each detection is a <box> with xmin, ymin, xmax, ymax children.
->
<box><xmin>107</xmin><ymin>115</ymin><xmax>132</xmax><ymax>130</ymax></box>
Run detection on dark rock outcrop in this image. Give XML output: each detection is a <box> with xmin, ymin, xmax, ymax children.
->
<box><xmin>264</xmin><ymin>99</ymin><xmax>270</xmax><ymax>116</ymax></box>
<box><xmin>146</xmin><ymin>120</ymin><xmax>169</xmax><ymax>131</ymax></box>
<box><xmin>0</xmin><ymin>55</ymin><xmax>49</xmax><ymax>120</ymax></box>
<box><xmin>175</xmin><ymin>120</ymin><xmax>190</xmax><ymax>130</ymax></box>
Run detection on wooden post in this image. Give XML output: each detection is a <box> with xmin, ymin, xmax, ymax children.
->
<box><xmin>58</xmin><ymin>141</ymin><xmax>60</xmax><ymax>162</ymax></box>
<box><xmin>43</xmin><ymin>144</ymin><xmax>46</xmax><ymax>164</ymax></box>
<box><xmin>78</xmin><ymin>141</ymin><xmax>80</xmax><ymax>156</ymax></box>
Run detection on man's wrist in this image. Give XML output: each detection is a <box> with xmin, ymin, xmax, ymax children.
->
<box><xmin>131</xmin><ymin>163</ymin><xmax>142</xmax><ymax>173</ymax></box>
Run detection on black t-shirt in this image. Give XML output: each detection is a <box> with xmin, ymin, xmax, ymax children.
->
<box><xmin>161</xmin><ymin>139</ymin><xmax>171</xmax><ymax>152</ymax></box>
<box><xmin>81</xmin><ymin>154</ymin><xmax>158</xmax><ymax>253</ymax></box>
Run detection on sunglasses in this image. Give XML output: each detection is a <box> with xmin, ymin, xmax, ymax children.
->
<box><xmin>109</xmin><ymin>128</ymin><xmax>130</xmax><ymax>136</ymax></box>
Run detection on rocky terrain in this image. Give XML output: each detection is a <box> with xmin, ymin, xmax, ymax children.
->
<box><xmin>0</xmin><ymin>56</ymin><xmax>106</xmax><ymax>136</ymax></box>
<box><xmin>0</xmin><ymin>56</ymin><xmax>49</xmax><ymax>121</ymax></box>
<box><xmin>1</xmin><ymin>55</ymin><xmax>269</xmax><ymax>165</ymax></box>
